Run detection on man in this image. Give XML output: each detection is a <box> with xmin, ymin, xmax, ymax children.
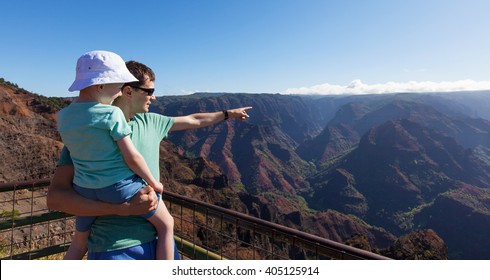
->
<box><xmin>47</xmin><ymin>60</ymin><xmax>252</xmax><ymax>260</ymax></box>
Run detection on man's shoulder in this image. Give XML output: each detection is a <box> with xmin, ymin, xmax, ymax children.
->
<box><xmin>131</xmin><ymin>113</ymin><xmax>174</xmax><ymax>138</ymax></box>
<box><xmin>133</xmin><ymin>113</ymin><xmax>172</xmax><ymax>123</ymax></box>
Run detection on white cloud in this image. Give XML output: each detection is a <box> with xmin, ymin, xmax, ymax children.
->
<box><xmin>283</xmin><ymin>79</ymin><xmax>490</xmax><ymax>95</ymax></box>
<box><xmin>179</xmin><ymin>89</ymin><xmax>198</xmax><ymax>95</ymax></box>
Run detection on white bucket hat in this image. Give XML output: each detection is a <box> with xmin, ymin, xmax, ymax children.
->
<box><xmin>68</xmin><ymin>50</ymin><xmax>138</xmax><ymax>92</ymax></box>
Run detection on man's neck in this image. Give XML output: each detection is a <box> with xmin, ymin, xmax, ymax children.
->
<box><xmin>112</xmin><ymin>99</ymin><xmax>135</xmax><ymax>122</ymax></box>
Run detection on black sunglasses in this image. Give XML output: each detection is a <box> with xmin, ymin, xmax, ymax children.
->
<box><xmin>127</xmin><ymin>85</ymin><xmax>155</xmax><ymax>96</ymax></box>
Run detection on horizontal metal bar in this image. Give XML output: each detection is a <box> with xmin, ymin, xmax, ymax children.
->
<box><xmin>0</xmin><ymin>179</ymin><xmax>51</xmax><ymax>192</ymax></box>
<box><xmin>174</xmin><ymin>235</ymin><xmax>227</xmax><ymax>260</ymax></box>
<box><xmin>1</xmin><ymin>243</ymin><xmax>70</xmax><ymax>260</ymax></box>
<box><xmin>0</xmin><ymin>212</ymin><xmax>72</xmax><ymax>231</ymax></box>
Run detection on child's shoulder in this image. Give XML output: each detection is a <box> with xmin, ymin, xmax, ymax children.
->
<box><xmin>92</xmin><ymin>103</ymin><xmax>123</xmax><ymax>113</ymax></box>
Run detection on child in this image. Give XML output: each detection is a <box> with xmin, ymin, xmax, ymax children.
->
<box><xmin>57</xmin><ymin>50</ymin><xmax>174</xmax><ymax>260</ymax></box>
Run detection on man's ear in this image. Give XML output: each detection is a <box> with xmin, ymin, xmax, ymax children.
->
<box><xmin>121</xmin><ymin>85</ymin><xmax>132</xmax><ymax>97</ymax></box>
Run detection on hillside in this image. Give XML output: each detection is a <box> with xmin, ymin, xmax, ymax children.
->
<box><xmin>0</xmin><ymin>80</ymin><xmax>68</xmax><ymax>182</ymax></box>
<box><xmin>3</xmin><ymin>80</ymin><xmax>490</xmax><ymax>259</ymax></box>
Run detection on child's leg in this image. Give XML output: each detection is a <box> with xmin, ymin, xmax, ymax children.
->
<box><xmin>64</xmin><ymin>229</ymin><xmax>89</xmax><ymax>260</ymax></box>
<box><xmin>147</xmin><ymin>198</ymin><xmax>174</xmax><ymax>260</ymax></box>
<box><xmin>64</xmin><ymin>214</ymin><xmax>94</xmax><ymax>260</ymax></box>
<box><xmin>67</xmin><ymin>185</ymin><xmax>97</xmax><ymax>259</ymax></box>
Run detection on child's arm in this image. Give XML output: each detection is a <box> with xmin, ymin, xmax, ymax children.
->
<box><xmin>117</xmin><ymin>135</ymin><xmax>164</xmax><ymax>193</ymax></box>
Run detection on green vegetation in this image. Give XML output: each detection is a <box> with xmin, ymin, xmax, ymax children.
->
<box><xmin>318</xmin><ymin>146</ymin><xmax>356</xmax><ymax>170</ymax></box>
<box><xmin>393</xmin><ymin>200</ymin><xmax>438</xmax><ymax>232</ymax></box>
<box><xmin>444</xmin><ymin>188</ymin><xmax>490</xmax><ymax>215</ymax></box>
<box><xmin>474</xmin><ymin>146</ymin><xmax>490</xmax><ymax>166</ymax></box>
<box><xmin>29</xmin><ymin>95</ymin><xmax>71</xmax><ymax>113</ymax></box>
<box><xmin>0</xmin><ymin>77</ymin><xmax>20</xmax><ymax>89</ymax></box>
<box><xmin>1</xmin><ymin>209</ymin><xmax>20</xmax><ymax>221</ymax></box>
<box><xmin>0</xmin><ymin>240</ymin><xmax>11</xmax><ymax>258</ymax></box>
<box><xmin>231</xmin><ymin>183</ymin><xmax>246</xmax><ymax>192</ymax></box>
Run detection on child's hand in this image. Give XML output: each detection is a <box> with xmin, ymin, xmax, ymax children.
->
<box><xmin>151</xmin><ymin>181</ymin><xmax>164</xmax><ymax>194</ymax></box>
<box><xmin>123</xmin><ymin>186</ymin><xmax>158</xmax><ymax>215</ymax></box>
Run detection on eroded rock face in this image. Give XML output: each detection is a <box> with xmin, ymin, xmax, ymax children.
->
<box><xmin>0</xmin><ymin>84</ymin><xmax>66</xmax><ymax>182</ymax></box>
<box><xmin>382</xmin><ymin>229</ymin><xmax>448</xmax><ymax>260</ymax></box>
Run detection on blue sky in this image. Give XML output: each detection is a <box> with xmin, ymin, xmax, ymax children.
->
<box><xmin>1</xmin><ymin>0</ymin><xmax>490</xmax><ymax>97</ymax></box>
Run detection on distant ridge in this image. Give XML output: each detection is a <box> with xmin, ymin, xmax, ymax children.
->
<box><xmin>191</xmin><ymin>92</ymin><xmax>280</xmax><ymax>97</ymax></box>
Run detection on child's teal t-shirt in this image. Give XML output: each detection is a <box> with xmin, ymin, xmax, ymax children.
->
<box><xmin>57</xmin><ymin>102</ymin><xmax>134</xmax><ymax>188</ymax></box>
<box><xmin>57</xmin><ymin>112</ymin><xmax>174</xmax><ymax>252</ymax></box>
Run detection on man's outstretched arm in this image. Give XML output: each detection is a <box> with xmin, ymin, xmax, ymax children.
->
<box><xmin>170</xmin><ymin>107</ymin><xmax>252</xmax><ymax>132</ymax></box>
<box><xmin>47</xmin><ymin>164</ymin><xmax>158</xmax><ymax>216</ymax></box>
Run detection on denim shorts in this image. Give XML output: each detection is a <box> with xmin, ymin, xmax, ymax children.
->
<box><xmin>74</xmin><ymin>175</ymin><xmax>159</xmax><ymax>231</ymax></box>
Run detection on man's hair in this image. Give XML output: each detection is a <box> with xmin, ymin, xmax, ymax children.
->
<box><xmin>125</xmin><ymin>60</ymin><xmax>155</xmax><ymax>87</ymax></box>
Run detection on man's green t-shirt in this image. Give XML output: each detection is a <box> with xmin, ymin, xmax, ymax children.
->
<box><xmin>57</xmin><ymin>112</ymin><xmax>174</xmax><ymax>252</ymax></box>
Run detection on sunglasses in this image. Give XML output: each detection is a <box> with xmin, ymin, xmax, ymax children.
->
<box><xmin>128</xmin><ymin>85</ymin><xmax>155</xmax><ymax>96</ymax></box>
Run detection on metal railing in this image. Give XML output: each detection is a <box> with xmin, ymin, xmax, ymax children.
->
<box><xmin>0</xmin><ymin>179</ymin><xmax>389</xmax><ymax>260</ymax></box>
<box><xmin>0</xmin><ymin>179</ymin><xmax>70</xmax><ymax>259</ymax></box>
